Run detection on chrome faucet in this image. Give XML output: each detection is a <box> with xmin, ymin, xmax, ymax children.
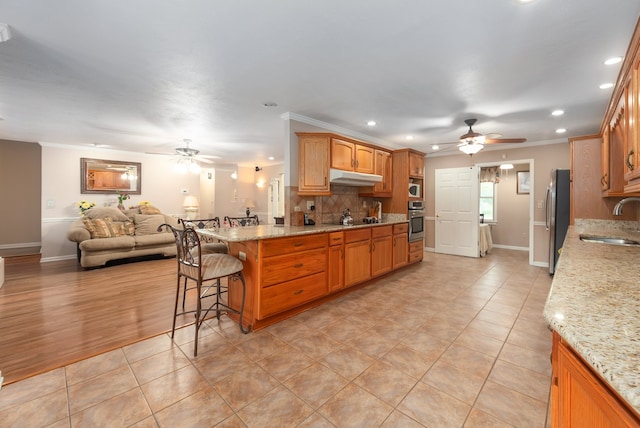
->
<box><xmin>613</xmin><ymin>197</ymin><xmax>640</xmax><ymax>215</ymax></box>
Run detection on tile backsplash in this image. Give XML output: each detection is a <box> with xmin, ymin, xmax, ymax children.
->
<box><xmin>287</xmin><ymin>185</ymin><xmax>402</xmax><ymax>225</ymax></box>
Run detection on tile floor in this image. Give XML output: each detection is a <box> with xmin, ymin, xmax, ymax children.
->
<box><xmin>0</xmin><ymin>248</ymin><xmax>553</xmax><ymax>427</ymax></box>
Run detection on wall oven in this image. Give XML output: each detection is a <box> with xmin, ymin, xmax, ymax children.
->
<box><xmin>408</xmin><ymin>200</ymin><xmax>425</xmax><ymax>242</ymax></box>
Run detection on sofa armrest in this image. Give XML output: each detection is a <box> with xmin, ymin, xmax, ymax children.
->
<box><xmin>67</xmin><ymin>219</ymin><xmax>91</xmax><ymax>243</ymax></box>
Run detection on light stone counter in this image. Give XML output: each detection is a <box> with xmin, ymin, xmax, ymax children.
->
<box><xmin>543</xmin><ymin>220</ymin><xmax>640</xmax><ymax>414</ymax></box>
<box><xmin>196</xmin><ymin>220</ymin><xmax>409</xmax><ymax>243</ymax></box>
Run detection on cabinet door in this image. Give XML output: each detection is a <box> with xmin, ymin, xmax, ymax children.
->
<box><xmin>601</xmin><ymin>128</ymin><xmax>611</xmax><ymax>192</ymax></box>
<box><xmin>331</xmin><ymin>138</ymin><xmax>355</xmax><ymax>171</ymax></box>
<box><xmin>371</xmin><ymin>235</ymin><xmax>393</xmax><ymax>277</ymax></box>
<box><xmin>355</xmin><ymin>144</ymin><xmax>375</xmax><ymax>174</ymax></box>
<box><xmin>373</xmin><ymin>149</ymin><xmax>393</xmax><ymax>195</ymax></box>
<box><xmin>344</xmin><ymin>240</ymin><xmax>371</xmax><ymax>286</ymax></box>
<box><xmin>298</xmin><ymin>135</ymin><xmax>330</xmax><ymax>195</ymax></box>
<box><xmin>328</xmin><ymin>244</ymin><xmax>344</xmax><ymax>292</ymax></box>
<box><xmin>555</xmin><ymin>333</ymin><xmax>640</xmax><ymax>427</ymax></box>
<box><xmin>409</xmin><ymin>152</ymin><xmax>424</xmax><ymax>178</ymax></box>
<box><xmin>392</xmin><ymin>233</ymin><xmax>408</xmax><ymax>269</ymax></box>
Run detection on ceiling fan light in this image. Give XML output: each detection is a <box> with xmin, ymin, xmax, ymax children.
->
<box><xmin>459</xmin><ymin>143</ymin><xmax>483</xmax><ymax>155</ymax></box>
<box><xmin>188</xmin><ymin>160</ymin><xmax>201</xmax><ymax>174</ymax></box>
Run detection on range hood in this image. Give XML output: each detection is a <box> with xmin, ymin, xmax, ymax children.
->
<box><xmin>329</xmin><ymin>168</ymin><xmax>383</xmax><ymax>186</ymax></box>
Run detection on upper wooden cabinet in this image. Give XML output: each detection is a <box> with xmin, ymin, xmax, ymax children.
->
<box><xmin>360</xmin><ymin>148</ymin><xmax>393</xmax><ymax>197</ymax></box>
<box><xmin>409</xmin><ymin>151</ymin><xmax>424</xmax><ymax>178</ymax></box>
<box><xmin>297</xmin><ymin>133</ymin><xmax>331</xmax><ymax>195</ymax></box>
<box><xmin>597</xmin><ymin>21</ymin><xmax>640</xmax><ymax>195</ymax></box>
<box><xmin>331</xmin><ymin>138</ymin><xmax>375</xmax><ymax>174</ymax></box>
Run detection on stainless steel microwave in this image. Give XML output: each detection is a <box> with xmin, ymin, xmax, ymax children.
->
<box><xmin>409</xmin><ymin>183</ymin><xmax>421</xmax><ymax>198</ymax></box>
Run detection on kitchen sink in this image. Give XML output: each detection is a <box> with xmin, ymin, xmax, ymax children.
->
<box><xmin>579</xmin><ymin>235</ymin><xmax>640</xmax><ymax>246</ymax></box>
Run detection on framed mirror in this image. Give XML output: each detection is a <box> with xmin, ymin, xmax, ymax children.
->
<box><xmin>81</xmin><ymin>158</ymin><xmax>141</xmax><ymax>194</ymax></box>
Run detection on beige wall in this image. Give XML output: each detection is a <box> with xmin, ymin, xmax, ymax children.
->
<box><xmin>425</xmin><ymin>142</ymin><xmax>571</xmax><ymax>266</ymax></box>
<box><xmin>490</xmin><ymin>164</ymin><xmax>530</xmax><ymax>248</ymax></box>
<box><xmin>0</xmin><ymin>140</ymin><xmax>41</xmax><ymax>253</ymax></box>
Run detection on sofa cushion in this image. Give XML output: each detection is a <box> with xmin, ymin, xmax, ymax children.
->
<box><xmin>84</xmin><ymin>207</ymin><xmax>130</xmax><ymax>222</ymax></box>
<box><xmin>134</xmin><ymin>214</ymin><xmax>166</xmax><ymax>236</ymax></box>
<box><xmin>83</xmin><ymin>218</ymin><xmax>115</xmax><ymax>239</ymax></box>
<box><xmin>79</xmin><ymin>236</ymin><xmax>135</xmax><ymax>251</ymax></box>
<box><xmin>134</xmin><ymin>233</ymin><xmax>175</xmax><ymax>247</ymax></box>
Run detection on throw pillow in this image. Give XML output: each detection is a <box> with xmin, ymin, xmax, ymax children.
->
<box><xmin>84</xmin><ymin>207</ymin><xmax>130</xmax><ymax>222</ymax></box>
<box><xmin>139</xmin><ymin>204</ymin><xmax>162</xmax><ymax>215</ymax></box>
<box><xmin>83</xmin><ymin>218</ymin><xmax>114</xmax><ymax>239</ymax></box>
<box><xmin>134</xmin><ymin>214</ymin><xmax>166</xmax><ymax>235</ymax></box>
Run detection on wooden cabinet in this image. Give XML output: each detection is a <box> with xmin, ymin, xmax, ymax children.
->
<box><xmin>328</xmin><ymin>232</ymin><xmax>344</xmax><ymax>292</ymax></box>
<box><xmin>344</xmin><ymin>228</ymin><xmax>371</xmax><ymax>287</ymax></box>
<box><xmin>409</xmin><ymin>151</ymin><xmax>424</xmax><ymax>178</ymax></box>
<box><xmin>384</xmin><ymin>149</ymin><xmax>427</xmax><ymax>215</ymax></box>
<box><xmin>258</xmin><ymin>234</ymin><xmax>328</xmax><ymax>319</ymax></box>
<box><xmin>360</xmin><ymin>149</ymin><xmax>393</xmax><ymax>197</ymax></box>
<box><xmin>392</xmin><ymin>224</ymin><xmax>408</xmax><ymax>269</ymax></box>
<box><xmin>409</xmin><ymin>239</ymin><xmax>423</xmax><ymax>263</ymax></box>
<box><xmin>371</xmin><ymin>226</ymin><xmax>393</xmax><ymax>277</ymax></box>
<box><xmin>297</xmin><ymin>133</ymin><xmax>331</xmax><ymax>195</ymax></box>
<box><xmin>331</xmin><ymin>138</ymin><xmax>375</xmax><ymax>174</ymax></box>
<box><xmin>552</xmin><ymin>331</ymin><xmax>640</xmax><ymax>427</ymax></box>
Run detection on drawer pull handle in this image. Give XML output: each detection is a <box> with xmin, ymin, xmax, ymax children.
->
<box><xmin>294</xmin><ymin>263</ymin><xmax>303</xmax><ymax>268</ymax></box>
<box><xmin>293</xmin><ymin>243</ymin><xmax>304</xmax><ymax>247</ymax></box>
<box><xmin>332</xmin><ymin>237</ymin><xmax>341</xmax><ymax>241</ymax></box>
<box><xmin>293</xmin><ymin>289</ymin><xmax>304</xmax><ymax>295</ymax></box>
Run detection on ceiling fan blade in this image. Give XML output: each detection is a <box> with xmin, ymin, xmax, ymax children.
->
<box><xmin>197</xmin><ymin>154</ymin><xmax>221</xmax><ymax>159</ymax></box>
<box><xmin>485</xmin><ymin>138</ymin><xmax>527</xmax><ymax>144</ymax></box>
<box><xmin>196</xmin><ymin>157</ymin><xmax>214</xmax><ymax>164</ymax></box>
<box><xmin>145</xmin><ymin>151</ymin><xmax>174</xmax><ymax>156</ymax></box>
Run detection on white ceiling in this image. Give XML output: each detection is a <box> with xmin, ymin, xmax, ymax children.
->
<box><xmin>1</xmin><ymin>1</ymin><xmax>639</xmax><ymax>164</ymax></box>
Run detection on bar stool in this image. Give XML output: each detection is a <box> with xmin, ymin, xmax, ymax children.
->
<box><xmin>179</xmin><ymin>217</ymin><xmax>228</xmax><ymax>255</ymax></box>
<box><xmin>159</xmin><ymin>223</ymin><xmax>251</xmax><ymax>356</ymax></box>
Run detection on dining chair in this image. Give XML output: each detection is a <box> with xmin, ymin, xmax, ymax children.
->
<box><xmin>158</xmin><ymin>223</ymin><xmax>251</xmax><ymax>356</ymax></box>
<box><xmin>224</xmin><ymin>215</ymin><xmax>259</xmax><ymax>227</ymax></box>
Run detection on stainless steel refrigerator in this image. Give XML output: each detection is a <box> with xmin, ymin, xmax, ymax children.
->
<box><xmin>545</xmin><ymin>169</ymin><xmax>570</xmax><ymax>275</ymax></box>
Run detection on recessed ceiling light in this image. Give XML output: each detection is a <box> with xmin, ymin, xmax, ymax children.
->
<box><xmin>263</xmin><ymin>102</ymin><xmax>278</xmax><ymax>108</ymax></box>
<box><xmin>431</xmin><ymin>145</ymin><xmax>439</xmax><ymax>150</ymax></box>
<box><xmin>367</xmin><ymin>120</ymin><xmax>376</xmax><ymax>126</ymax></box>
<box><xmin>556</xmin><ymin>128</ymin><xmax>567</xmax><ymax>134</ymax></box>
<box><xmin>405</xmin><ymin>135</ymin><xmax>414</xmax><ymax>140</ymax></box>
<box><xmin>0</xmin><ymin>23</ymin><xmax>11</xmax><ymax>43</ymax></box>
<box><xmin>604</xmin><ymin>56</ymin><xmax>623</xmax><ymax>65</ymax></box>
<box><xmin>552</xmin><ymin>109</ymin><xmax>565</xmax><ymax>116</ymax></box>
<box><xmin>268</xmin><ymin>156</ymin><xmax>274</xmax><ymax>160</ymax></box>
<box><xmin>600</xmin><ymin>83</ymin><xmax>614</xmax><ymax>89</ymax></box>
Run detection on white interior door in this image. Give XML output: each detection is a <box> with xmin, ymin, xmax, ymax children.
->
<box><xmin>435</xmin><ymin>166</ymin><xmax>480</xmax><ymax>257</ymax></box>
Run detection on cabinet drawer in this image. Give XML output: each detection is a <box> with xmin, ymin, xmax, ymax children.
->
<box><xmin>371</xmin><ymin>225</ymin><xmax>392</xmax><ymax>238</ymax></box>
<box><xmin>261</xmin><ymin>234</ymin><xmax>326</xmax><ymax>257</ymax></box>
<box><xmin>393</xmin><ymin>223</ymin><xmax>408</xmax><ymax>234</ymax></box>
<box><xmin>345</xmin><ymin>228</ymin><xmax>371</xmax><ymax>244</ymax></box>
<box><xmin>328</xmin><ymin>231</ymin><xmax>344</xmax><ymax>246</ymax></box>
<box><xmin>260</xmin><ymin>272</ymin><xmax>327</xmax><ymax>318</ymax></box>
<box><xmin>409</xmin><ymin>240</ymin><xmax>423</xmax><ymax>252</ymax></box>
<box><xmin>261</xmin><ymin>247</ymin><xmax>326</xmax><ymax>287</ymax></box>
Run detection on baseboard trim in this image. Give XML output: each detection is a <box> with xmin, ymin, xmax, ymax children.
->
<box><xmin>41</xmin><ymin>255</ymin><xmax>77</xmax><ymax>263</ymax></box>
<box><xmin>492</xmin><ymin>244</ymin><xmax>529</xmax><ymax>251</ymax></box>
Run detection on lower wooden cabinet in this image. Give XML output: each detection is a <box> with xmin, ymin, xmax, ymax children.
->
<box><xmin>392</xmin><ymin>224</ymin><xmax>408</xmax><ymax>269</ymax></box>
<box><xmin>344</xmin><ymin>228</ymin><xmax>372</xmax><ymax>287</ymax></box>
<box><xmin>328</xmin><ymin>232</ymin><xmax>344</xmax><ymax>292</ymax></box>
<box><xmin>371</xmin><ymin>226</ymin><xmax>393</xmax><ymax>277</ymax></box>
<box><xmin>552</xmin><ymin>331</ymin><xmax>640</xmax><ymax>427</ymax></box>
<box><xmin>409</xmin><ymin>239</ymin><xmax>423</xmax><ymax>263</ymax></box>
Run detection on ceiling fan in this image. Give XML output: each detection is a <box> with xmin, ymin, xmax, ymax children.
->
<box><xmin>149</xmin><ymin>138</ymin><xmax>219</xmax><ymax>172</ymax></box>
<box><xmin>447</xmin><ymin>118</ymin><xmax>527</xmax><ymax>156</ymax></box>
<box><xmin>457</xmin><ymin>118</ymin><xmax>527</xmax><ymax>155</ymax></box>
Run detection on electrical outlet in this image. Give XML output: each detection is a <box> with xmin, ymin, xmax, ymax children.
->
<box><xmin>307</xmin><ymin>201</ymin><xmax>314</xmax><ymax>210</ymax></box>
<box><xmin>46</xmin><ymin>199</ymin><xmax>55</xmax><ymax>208</ymax></box>
<box><xmin>239</xmin><ymin>251</ymin><xmax>246</xmax><ymax>261</ymax></box>
<box><xmin>294</xmin><ymin>206</ymin><xmax>301</xmax><ymax>212</ymax></box>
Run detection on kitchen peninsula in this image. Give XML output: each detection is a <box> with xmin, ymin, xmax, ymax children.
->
<box><xmin>544</xmin><ymin>221</ymin><xmax>640</xmax><ymax>426</ymax></box>
<box><xmin>198</xmin><ymin>220</ymin><xmax>414</xmax><ymax>331</ymax></box>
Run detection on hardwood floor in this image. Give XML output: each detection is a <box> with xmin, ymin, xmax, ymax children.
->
<box><xmin>0</xmin><ymin>256</ymin><xmax>186</xmax><ymax>385</ymax></box>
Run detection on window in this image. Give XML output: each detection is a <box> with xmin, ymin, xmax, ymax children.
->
<box><xmin>479</xmin><ymin>181</ymin><xmax>496</xmax><ymax>222</ymax></box>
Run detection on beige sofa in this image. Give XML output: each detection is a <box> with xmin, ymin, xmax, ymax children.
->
<box><xmin>67</xmin><ymin>206</ymin><xmax>179</xmax><ymax>268</ymax></box>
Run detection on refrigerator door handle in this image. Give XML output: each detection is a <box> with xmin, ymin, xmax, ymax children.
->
<box><xmin>544</xmin><ymin>186</ymin><xmax>551</xmax><ymax>231</ymax></box>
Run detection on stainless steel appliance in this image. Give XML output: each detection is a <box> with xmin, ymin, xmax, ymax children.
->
<box><xmin>408</xmin><ymin>200</ymin><xmax>425</xmax><ymax>242</ymax></box>
<box><xmin>409</xmin><ymin>183</ymin><xmax>421</xmax><ymax>198</ymax></box>
<box><xmin>545</xmin><ymin>169</ymin><xmax>570</xmax><ymax>275</ymax></box>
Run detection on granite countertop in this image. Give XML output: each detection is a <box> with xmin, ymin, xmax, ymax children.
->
<box><xmin>543</xmin><ymin>221</ymin><xmax>640</xmax><ymax>414</ymax></box>
<box><xmin>196</xmin><ymin>219</ymin><xmax>409</xmax><ymax>242</ymax></box>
